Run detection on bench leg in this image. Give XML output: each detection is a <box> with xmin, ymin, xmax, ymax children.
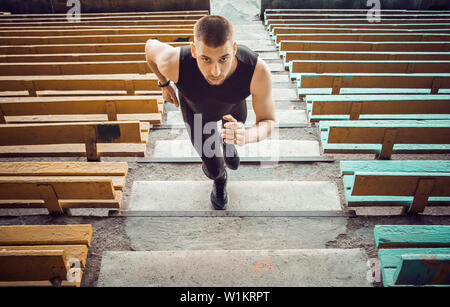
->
<box><xmin>38</xmin><ymin>184</ymin><xmax>65</xmax><ymax>215</ymax></box>
<box><xmin>349</xmin><ymin>102</ymin><xmax>362</xmax><ymax>120</ymax></box>
<box><xmin>406</xmin><ymin>178</ymin><xmax>435</xmax><ymax>214</ymax></box>
<box><xmin>331</xmin><ymin>77</ymin><xmax>342</xmax><ymax>95</ymax></box>
<box><xmin>105</xmin><ymin>101</ymin><xmax>118</xmax><ymax>121</ymax></box>
<box><xmin>431</xmin><ymin>78</ymin><xmax>441</xmax><ymax>95</ymax></box>
<box><xmin>84</xmin><ymin>126</ymin><xmax>100</xmax><ymax>162</ymax></box>
<box><xmin>0</xmin><ymin>105</ymin><xmax>5</xmax><ymax>124</ymax></box>
<box><xmin>377</xmin><ymin>128</ymin><xmax>398</xmax><ymax>160</ymax></box>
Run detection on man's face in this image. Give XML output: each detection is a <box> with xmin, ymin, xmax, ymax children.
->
<box><xmin>191</xmin><ymin>39</ymin><xmax>237</xmax><ymax>86</ymax></box>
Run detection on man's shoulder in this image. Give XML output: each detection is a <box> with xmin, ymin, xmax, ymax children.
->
<box><xmin>236</xmin><ymin>44</ymin><xmax>259</xmax><ymax>66</ymax></box>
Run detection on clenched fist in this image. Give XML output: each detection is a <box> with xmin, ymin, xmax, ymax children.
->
<box><xmin>222</xmin><ymin>114</ymin><xmax>246</xmax><ymax>146</ymax></box>
<box><xmin>162</xmin><ymin>84</ymin><xmax>179</xmax><ymax>108</ymax></box>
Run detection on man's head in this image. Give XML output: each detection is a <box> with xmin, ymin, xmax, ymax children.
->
<box><xmin>191</xmin><ymin>15</ymin><xmax>237</xmax><ymax>86</ymax></box>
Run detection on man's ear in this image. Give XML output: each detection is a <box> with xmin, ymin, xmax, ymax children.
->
<box><xmin>190</xmin><ymin>42</ymin><xmax>197</xmax><ymax>59</ymax></box>
<box><xmin>233</xmin><ymin>41</ymin><xmax>237</xmax><ymax>55</ymax></box>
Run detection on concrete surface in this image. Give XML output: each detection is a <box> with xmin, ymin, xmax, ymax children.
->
<box><xmin>97</xmin><ymin>248</ymin><xmax>370</xmax><ymax>287</ymax></box>
<box><xmin>127</xmin><ymin>180</ymin><xmax>341</xmax><ymax>211</ymax></box>
<box><xmin>150</xmin><ymin>139</ymin><xmax>321</xmax><ymax>159</ymax></box>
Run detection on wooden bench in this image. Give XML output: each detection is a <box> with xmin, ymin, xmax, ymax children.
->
<box><xmin>279</xmin><ymin>40</ymin><xmax>450</xmax><ymax>52</ymax></box>
<box><xmin>289</xmin><ymin>60</ymin><xmax>450</xmax><ymax>78</ymax></box>
<box><xmin>268</xmin><ymin>22</ymin><xmax>450</xmax><ymax>33</ymax></box>
<box><xmin>0</xmin><ymin>14</ymin><xmax>205</xmax><ymax>23</ymax></box>
<box><xmin>340</xmin><ymin>160</ymin><xmax>450</xmax><ymax>213</ymax></box>
<box><xmin>0</xmin><ymin>27</ymin><xmax>194</xmax><ymax>37</ymax></box>
<box><xmin>320</xmin><ymin>120</ymin><xmax>450</xmax><ymax>159</ymax></box>
<box><xmin>272</xmin><ymin>26</ymin><xmax>450</xmax><ymax>36</ymax></box>
<box><xmin>0</xmin><ymin>42</ymin><xmax>188</xmax><ymax>55</ymax></box>
<box><xmin>0</xmin><ymin>53</ymin><xmax>149</xmax><ymax>63</ymax></box>
<box><xmin>0</xmin><ymin>95</ymin><xmax>163</xmax><ymax>124</ymax></box>
<box><xmin>0</xmin><ymin>162</ymin><xmax>127</xmax><ymax>214</ymax></box>
<box><xmin>280</xmin><ymin>51</ymin><xmax>450</xmax><ymax>68</ymax></box>
<box><xmin>0</xmin><ymin>61</ymin><xmax>163</xmax><ymax>76</ymax></box>
<box><xmin>0</xmin><ymin>121</ymin><xmax>148</xmax><ymax>160</ymax></box>
<box><xmin>305</xmin><ymin>94</ymin><xmax>450</xmax><ymax>121</ymax></box>
<box><xmin>0</xmin><ymin>224</ymin><xmax>93</xmax><ymax>286</ymax></box>
<box><xmin>0</xmin><ymin>19</ymin><xmax>199</xmax><ymax>28</ymax></box>
<box><xmin>275</xmin><ymin>33</ymin><xmax>450</xmax><ymax>45</ymax></box>
<box><xmin>296</xmin><ymin>73</ymin><xmax>450</xmax><ymax>95</ymax></box>
<box><xmin>374</xmin><ymin>225</ymin><xmax>450</xmax><ymax>286</ymax></box>
<box><xmin>266</xmin><ymin>18</ymin><xmax>450</xmax><ymax>28</ymax></box>
<box><xmin>0</xmin><ymin>33</ymin><xmax>194</xmax><ymax>45</ymax></box>
<box><xmin>0</xmin><ymin>11</ymin><xmax>208</xmax><ymax>18</ymax></box>
<box><xmin>264</xmin><ymin>9</ymin><xmax>450</xmax><ymax>15</ymax></box>
<box><xmin>0</xmin><ymin>74</ymin><xmax>159</xmax><ymax>96</ymax></box>
<box><xmin>0</xmin><ymin>24</ymin><xmax>195</xmax><ymax>31</ymax></box>
<box><xmin>266</xmin><ymin>13</ymin><xmax>450</xmax><ymax>23</ymax></box>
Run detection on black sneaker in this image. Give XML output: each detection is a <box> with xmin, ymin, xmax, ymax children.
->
<box><xmin>210</xmin><ymin>170</ymin><xmax>228</xmax><ymax>210</ymax></box>
<box><xmin>223</xmin><ymin>143</ymin><xmax>240</xmax><ymax>170</ymax></box>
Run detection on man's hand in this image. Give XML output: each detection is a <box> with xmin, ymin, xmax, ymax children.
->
<box><xmin>162</xmin><ymin>84</ymin><xmax>179</xmax><ymax>108</ymax></box>
<box><xmin>222</xmin><ymin>114</ymin><xmax>246</xmax><ymax>146</ymax></box>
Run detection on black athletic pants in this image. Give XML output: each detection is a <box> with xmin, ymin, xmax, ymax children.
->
<box><xmin>178</xmin><ymin>92</ymin><xmax>247</xmax><ymax>181</ymax></box>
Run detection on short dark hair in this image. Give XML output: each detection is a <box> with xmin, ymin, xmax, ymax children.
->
<box><xmin>194</xmin><ymin>15</ymin><xmax>234</xmax><ymax>48</ymax></box>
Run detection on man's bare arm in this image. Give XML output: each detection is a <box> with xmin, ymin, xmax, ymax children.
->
<box><xmin>245</xmin><ymin>58</ymin><xmax>276</xmax><ymax>144</ymax></box>
<box><xmin>145</xmin><ymin>39</ymin><xmax>180</xmax><ymax>106</ymax></box>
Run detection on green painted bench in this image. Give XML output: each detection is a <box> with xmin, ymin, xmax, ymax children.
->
<box><xmin>275</xmin><ymin>33</ymin><xmax>450</xmax><ymax>46</ymax></box>
<box><xmin>289</xmin><ymin>60</ymin><xmax>450</xmax><ymax>80</ymax></box>
<box><xmin>279</xmin><ymin>51</ymin><xmax>450</xmax><ymax>70</ymax></box>
<box><xmin>374</xmin><ymin>225</ymin><xmax>450</xmax><ymax>286</ymax></box>
<box><xmin>305</xmin><ymin>94</ymin><xmax>450</xmax><ymax>121</ymax></box>
<box><xmin>269</xmin><ymin>23</ymin><xmax>450</xmax><ymax>36</ymax></box>
<box><xmin>340</xmin><ymin>160</ymin><xmax>450</xmax><ymax>213</ymax></box>
<box><xmin>296</xmin><ymin>73</ymin><xmax>450</xmax><ymax>95</ymax></box>
<box><xmin>267</xmin><ymin>18</ymin><xmax>450</xmax><ymax>29</ymax></box>
<box><xmin>279</xmin><ymin>40</ymin><xmax>450</xmax><ymax>53</ymax></box>
<box><xmin>321</xmin><ymin>120</ymin><xmax>450</xmax><ymax>159</ymax></box>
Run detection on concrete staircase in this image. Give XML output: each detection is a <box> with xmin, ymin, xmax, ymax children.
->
<box><xmin>97</xmin><ymin>15</ymin><xmax>371</xmax><ymax>287</ymax></box>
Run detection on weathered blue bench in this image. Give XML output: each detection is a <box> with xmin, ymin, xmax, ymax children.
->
<box><xmin>374</xmin><ymin>225</ymin><xmax>450</xmax><ymax>286</ymax></box>
<box><xmin>320</xmin><ymin>120</ymin><xmax>450</xmax><ymax>159</ymax></box>
<box><xmin>289</xmin><ymin>60</ymin><xmax>450</xmax><ymax>80</ymax></box>
<box><xmin>296</xmin><ymin>73</ymin><xmax>450</xmax><ymax>95</ymax></box>
<box><xmin>340</xmin><ymin>160</ymin><xmax>450</xmax><ymax>213</ymax></box>
<box><xmin>279</xmin><ymin>51</ymin><xmax>450</xmax><ymax>71</ymax></box>
<box><xmin>305</xmin><ymin>94</ymin><xmax>450</xmax><ymax>121</ymax></box>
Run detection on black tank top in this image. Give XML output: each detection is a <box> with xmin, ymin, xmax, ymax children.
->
<box><xmin>175</xmin><ymin>44</ymin><xmax>259</xmax><ymax>117</ymax></box>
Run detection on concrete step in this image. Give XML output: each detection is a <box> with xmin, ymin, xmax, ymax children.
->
<box><xmin>122</xmin><ymin>216</ymin><xmax>349</xmax><ymax>251</ymax></box>
<box><xmin>97</xmin><ymin>249</ymin><xmax>370</xmax><ymax>287</ymax></box>
<box><xmin>126</xmin><ymin>180</ymin><xmax>341</xmax><ymax>212</ymax></box>
<box><xmin>150</xmin><ymin>139</ymin><xmax>321</xmax><ymax>161</ymax></box>
<box><xmin>165</xmin><ymin>109</ymin><xmax>307</xmax><ymax>128</ymax></box>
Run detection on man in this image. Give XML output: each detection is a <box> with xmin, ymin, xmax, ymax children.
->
<box><xmin>145</xmin><ymin>15</ymin><xmax>276</xmax><ymax>210</ymax></box>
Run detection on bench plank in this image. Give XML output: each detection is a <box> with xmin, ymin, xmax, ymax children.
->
<box><xmin>375</xmin><ymin>225</ymin><xmax>450</xmax><ymax>248</ymax></box>
<box><xmin>394</xmin><ymin>254</ymin><xmax>450</xmax><ymax>285</ymax></box>
<box><xmin>0</xmin><ymin>224</ymin><xmax>93</xmax><ymax>246</ymax></box>
<box><xmin>0</xmin><ymin>162</ymin><xmax>128</xmax><ymax>176</ymax></box>
<box><xmin>0</xmin><ymin>245</ymin><xmax>88</xmax><ymax>267</ymax></box>
<box><xmin>0</xmin><ymin>250</ymin><xmax>68</xmax><ymax>282</ymax></box>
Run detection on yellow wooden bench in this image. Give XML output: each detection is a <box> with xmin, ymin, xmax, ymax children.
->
<box><xmin>0</xmin><ymin>121</ymin><xmax>148</xmax><ymax>160</ymax></box>
<box><xmin>0</xmin><ymin>224</ymin><xmax>93</xmax><ymax>286</ymax></box>
<box><xmin>0</xmin><ymin>27</ymin><xmax>194</xmax><ymax>37</ymax></box>
<box><xmin>0</xmin><ymin>33</ymin><xmax>194</xmax><ymax>45</ymax></box>
<box><xmin>0</xmin><ymin>74</ymin><xmax>159</xmax><ymax>96</ymax></box>
<box><xmin>0</xmin><ymin>162</ymin><xmax>127</xmax><ymax>214</ymax></box>
<box><xmin>0</xmin><ymin>19</ymin><xmax>199</xmax><ymax>27</ymax></box>
<box><xmin>0</xmin><ymin>61</ymin><xmax>168</xmax><ymax>76</ymax></box>
<box><xmin>0</xmin><ymin>14</ymin><xmax>205</xmax><ymax>23</ymax></box>
<box><xmin>0</xmin><ymin>11</ymin><xmax>208</xmax><ymax>18</ymax></box>
<box><xmin>0</xmin><ymin>42</ymin><xmax>188</xmax><ymax>55</ymax></box>
<box><xmin>0</xmin><ymin>95</ymin><xmax>163</xmax><ymax>124</ymax></box>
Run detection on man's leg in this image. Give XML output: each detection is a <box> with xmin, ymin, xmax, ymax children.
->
<box><xmin>179</xmin><ymin>94</ymin><xmax>226</xmax><ymax>181</ymax></box>
<box><xmin>221</xmin><ymin>101</ymin><xmax>247</xmax><ymax>168</ymax></box>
